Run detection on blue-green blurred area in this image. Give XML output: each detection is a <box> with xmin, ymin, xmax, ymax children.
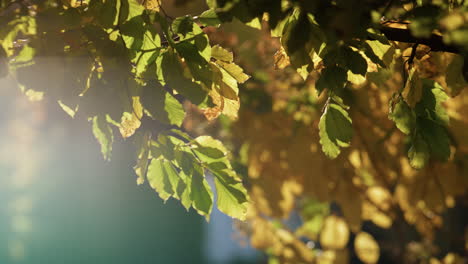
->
<box><xmin>0</xmin><ymin>76</ymin><xmax>261</xmax><ymax>264</ymax></box>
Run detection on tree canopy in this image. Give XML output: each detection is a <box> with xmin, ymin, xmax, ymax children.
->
<box><xmin>1</xmin><ymin>0</ymin><xmax>467</xmax><ymax>263</ymax></box>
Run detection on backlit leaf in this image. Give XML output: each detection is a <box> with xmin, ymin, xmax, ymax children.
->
<box><xmin>191</xmin><ymin>166</ymin><xmax>214</xmax><ymax>220</ymax></box>
<box><xmin>197</xmin><ymin>9</ymin><xmax>221</xmax><ymax>27</ymax></box>
<box><xmin>355</xmin><ymin>232</ymin><xmax>380</xmax><ymax>264</ymax></box>
<box><xmin>316</xmin><ymin>66</ymin><xmax>347</xmax><ymax>96</ymax></box>
<box><xmin>141</xmin><ymin>83</ymin><xmax>186</xmax><ymax>126</ymax></box>
<box><xmin>133</xmin><ymin>131</ymin><xmax>151</xmax><ymax>185</ymax></box>
<box><xmin>320</xmin><ymin>215</ymin><xmax>350</xmax><ymax>249</ymax></box>
<box><xmin>319</xmin><ymin>103</ymin><xmax>353</xmax><ymax>159</ymax></box>
<box><xmin>92</xmin><ymin>115</ymin><xmax>114</xmax><ymax>160</ymax></box>
<box><xmin>211</xmin><ymin>45</ymin><xmax>233</xmax><ymax>62</ymax></box>
<box><xmin>147</xmin><ymin>158</ymin><xmax>173</xmax><ymax>201</ymax></box>
<box><xmin>408</xmin><ymin>132</ymin><xmax>430</xmax><ymax>169</ymax></box>
<box><xmin>389</xmin><ymin>98</ymin><xmax>415</xmax><ymax>135</ymax></box>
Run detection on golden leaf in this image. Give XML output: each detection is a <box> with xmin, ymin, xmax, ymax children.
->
<box><xmin>362</xmin><ymin>186</ymin><xmax>393</xmax><ymax>228</ymax></box>
<box><xmin>274</xmin><ymin>47</ymin><xmax>291</xmax><ymax>70</ymax></box>
<box><xmin>119</xmin><ymin>97</ymin><xmax>143</xmax><ymax>138</ymax></box>
<box><xmin>354</xmin><ymin>232</ymin><xmax>380</xmax><ymax>264</ymax></box>
<box><xmin>202</xmin><ymin>89</ymin><xmax>240</xmax><ymax>121</ymax></box>
<box><xmin>138</xmin><ymin>0</ymin><xmax>160</xmax><ymax>11</ymax></box>
<box><xmin>317</xmin><ymin>249</ymin><xmax>349</xmax><ymax>264</ymax></box>
<box><xmin>320</xmin><ymin>215</ymin><xmax>350</xmax><ymax>249</ymax></box>
<box><xmin>119</xmin><ymin>113</ymin><xmax>141</xmax><ymax>138</ymax></box>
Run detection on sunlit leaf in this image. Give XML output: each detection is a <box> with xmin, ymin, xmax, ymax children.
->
<box><xmin>389</xmin><ymin>98</ymin><xmax>415</xmax><ymax>135</ymax></box>
<box><xmin>197</xmin><ymin>9</ymin><xmax>221</xmax><ymax>27</ymax></box>
<box><xmin>147</xmin><ymin>158</ymin><xmax>173</xmax><ymax>201</ymax></box>
<box><xmin>92</xmin><ymin>115</ymin><xmax>114</xmax><ymax>160</ymax></box>
<box><xmin>408</xmin><ymin>132</ymin><xmax>430</xmax><ymax>169</ymax></box>
<box><xmin>354</xmin><ymin>232</ymin><xmax>380</xmax><ymax>264</ymax></box>
<box><xmin>190</xmin><ymin>165</ymin><xmax>214</xmax><ymax>220</ymax></box>
<box><xmin>211</xmin><ymin>45</ymin><xmax>233</xmax><ymax>62</ymax></box>
<box><xmin>415</xmin><ymin>80</ymin><xmax>449</xmax><ymax>126</ymax></box>
<box><xmin>320</xmin><ymin>215</ymin><xmax>350</xmax><ymax>249</ymax></box>
<box><xmin>319</xmin><ymin>103</ymin><xmax>353</xmax><ymax>159</ymax></box>
<box><xmin>133</xmin><ymin>131</ymin><xmax>151</xmax><ymax>185</ymax></box>
<box><xmin>141</xmin><ymin>83</ymin><xmax>185</xmax><ymax>126</ymax></box>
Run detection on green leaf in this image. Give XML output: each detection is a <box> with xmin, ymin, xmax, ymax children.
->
<box><xmin>216</xmin><ymin>61</ymin><xmax>250</xmax><ymax>84</ymax></box>
<box><xmin>193</xmin><ymin>136</ymin><xmax>248</xmax><ymax>219</ymax></box>
<box><xmin>120</xmin><ymin>16</ymin><xmax>146</xmax><ymax>50</ymax></box>
<box><xmin>133</xmin><ymin>131</ymin><xmax>151</xmax><ymax>185</ymax></box>
<box><xmin>197</xmin><ymin>9</ymin><xmax>221</xmax><ymax>27</ymax></box>
<box><xmin>92</xmin><ymin>115</ymin><xmax>114</xmax><ymax>161</ymax></box>
<box><xmin>319</xmin><ymin>103</ymin><xmax>353</xmax><ymax>159</ymax></box>
<box><xmin>211</xmin><ymin>63</ymin><xmax>239</xmax><ymax>100</ymax></box>
<box><xmin>175</xmin><ymin>149</ymin><xmax>197</xmax><ymax>176</ymax></box>
<box><xmin>12</xmin><ymin>45</ymin><xmax>35</xmax><ymax>65</ymax></box>
<box><xmin>283</xmin><ymin>12</ymin><xmax>311</xmax><ymax>55</ymax></box>
<box><xmin>365</xmin><ymin>40</ymin><xmax>394</xmax><ymax>68</ymax></box>
<box><xmin>403</xmin><ymin>68</ymin><xmax>423</xmax><ymax>108</ymax></box>
<box><xmin>214</xmin><ymin>174</ymin><xmax>248</xmax><ymax>220</ymax></box>
<box><xmin>211</xmin><ymin>45</ymin><xmax>234</xmax><ymax>62</ymax></box>
<box><xmin>193</xmin><ymin>136</ymin><xmax>228</xmax><ymax>163</ymax></box>
<box><xmin>159</xmin><ymin>49</ymin><xmax>208</xmax><ymax>105</ymax></box>
<box><xmin>162</xmin><ymin>161</ymin><xmax>181</xmax><ymax>199</ymax></box>
<box><xmin>280</xmin><ymin>12</ymin><xmax>318</xmax><ymax>79</ymax></box>
<box><xmin>408</xmin><ymin>133</ymin><xmax>430</xmax><ymax>169</ymax></box>
<box><xmin>172</xmin><ymin>16</ymin><xmax>211</xmax><ymax>60</ymax></box>
<box><xmin>315</xmin><ymin>66</ymin><xmax>347</xmax><ymax>96</ymax></box>
<box><xmin>346</xmin><ymin>49</ymin><xmax>368</xmax><ymax>76</ymax></box>
<box><xmin>147</xmin><ymin>158</ymin><xmax>172</xmax><ymax>201</ymax></box>
<box><xmin>191</xmin><ymin>166</ymin><xmax>214</xmax><ymax>220</ymax></box>
<box><xmin>415</xmin><ymin>80</ymin><xmax>449</xmax><ymax>126</ymax></box>
<box><xmin>121</xmin><ymin>0</ymin><xmax>146</xmax><ymax>23</ymax></box>
<box><xmin>389</xmin><ymin>99</ymin><xmax>415</xmax><ymax>135</ymax></box>
<box><xmin>418</xmin><ymin>118</ymin><xmax>451</xmax><ymax>162</ymax></box>
<box><xmin>58</xmin><ymin>100</ymin><xmax>78</xmax><ymax>118</ymax></box>
<box><xmin>177</xmin><ymin>171</ymin><xmax>192</xmax><ymax>210</ymax></box>
<box><xmin>323</xmin><ymin>46</ymin><xmax>367</xmax><ymax>76</ymax></box>
<box><xmin>141</xmin><ymin>83</ymin><xmax>185</xmax><ymax>126</ymax></box>
<box><xmin>175</xmin><ymin>41</ymin><xmax>213</xmax><ymax>87</ymax></box>
<box><xmin>121</xmin><ymin>17</ymin><xmax>161</xmax><ymax>78</ymax></box>
<box><xmin>147</xmin><ymin>158</ymin><xmax>180</xmax><ymax>201</ymax></box>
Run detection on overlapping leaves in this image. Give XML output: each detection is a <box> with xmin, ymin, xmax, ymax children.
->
<box><xmin>390</xmin><ymin>76</ymin><xmax>451</xmax><ymax>169</ymax></box>
<box><xmin>134</xmin><ymin>131</ymin><xmax>249</xmax><ymax>220</ymax></box>
<box><xmin>0</xmin><ymin>0</ymin><xmax>250</xmax><ymax>221</ymax></box>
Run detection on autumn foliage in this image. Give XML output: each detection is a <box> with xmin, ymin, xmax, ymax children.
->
<box><xmin>1</xmin><ymin>0</ymin><xmax>467</xmax><ymax>263</ymax></box>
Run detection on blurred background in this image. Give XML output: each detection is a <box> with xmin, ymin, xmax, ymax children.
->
<box><xmin>0</xmin><ymin>74</ymin><xmax>262</xmax><ymax>264</ymax></box>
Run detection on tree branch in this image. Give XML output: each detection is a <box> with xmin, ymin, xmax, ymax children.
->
<box><xmin>379</xmin><ymin>26</ymin><xmax>460</xmax><ymax>54</ymax></box>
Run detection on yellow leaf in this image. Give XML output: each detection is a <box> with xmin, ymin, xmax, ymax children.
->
<box><xmin>362</xmin><ymin>186</ymin><xmax>393</xmax><ymax>228</ymax></box>
<box><xmin>202</xmin><ymin>89</ymin><xmax>239</xmax><ymax>121</ymax></box>
<box><xmin>25</xmin><ymin>89</ymin><xmax>44</xmax><ymax>102</ymax></box>
<box><xmin>354</xmin><ymin>232</ymin><xmax>380</xmax><ymax>264</ymax></box>
<box><xmin>317</xmin><ymin>250</ymin><xmax>349</xmax><ymax>264</ymax></box>
<box><xmin>443</xmin><ymin>253</ymin><xmax>465</xmax><ymax>264</ymax></box>
<box><xmin>274</xmin><ymin>47</ymin><xmax>291</xmax><ymax>70</ymax></box>
<box><xmin>137</xmin><ymin>0</ymin><xmax>160</xmax><ymax>11</ymax></box>
<box><xmin>119</xmin><ymin>113</ymin><xmax>141</xmax><ymax>138</ymax></box>
<box><xmin>320</xmin><ymin>215</ymin><xmax>350</xmax><ymax>249</ymax></box>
